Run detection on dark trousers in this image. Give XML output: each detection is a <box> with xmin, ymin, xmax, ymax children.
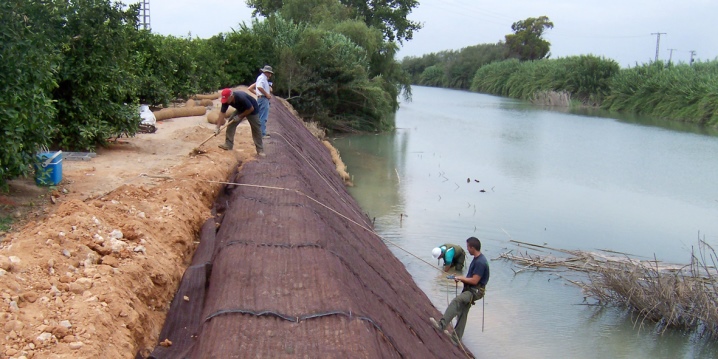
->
<box><xmin>225</xmin><ymin>113</ymin><xmax>263</xmax><ymax>154</ymax></box>
<box><xmin>440</xmin><ymin>286</ymin><xmax>485</xmax><ymax>339</ymax></box>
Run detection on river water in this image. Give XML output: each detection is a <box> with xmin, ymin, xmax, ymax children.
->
<box><xmin>331</xmin><ymin>86</ymin><xmax>718</xmax><ymax>359</ymax></box>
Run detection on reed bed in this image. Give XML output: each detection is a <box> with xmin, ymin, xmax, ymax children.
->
<box><xmin>471</xmin><ymin>55</ymin><xmax>619</xmax><ymax>105</ymax></box>
<box><xmin>603</xmin><ymin>61</ymin><xmax>718</xmax><ymax>126</ymax></box>
<box><xmin>532</xmin><ymin>91</ymin><xmax>571</xmax><ymax>107</ymax></box>
<box><xmin>499</xmin><ymin>239</ymin><xmax>718</xmax><ymax>338</ymax></box>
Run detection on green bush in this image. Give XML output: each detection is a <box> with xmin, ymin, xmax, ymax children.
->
<box><xmin>51</xmin><ymin>0</ymin><xmax>141</xmax><ymax>150</ymax></box>
<box><xmin>0</xmin><ymin>1</ymin><xmax>58</xmax><ymax>188</ymax></box>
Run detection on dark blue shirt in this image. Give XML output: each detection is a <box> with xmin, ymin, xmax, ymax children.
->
<box><xmin>221</xmin><ymin>91</ymin><xmax>259</xmax><ymax>116</ymax></box>
<box><xmin>466</xmin><ymin>253</ymin><xmax>489</xmax><ymax>288</ymax></box>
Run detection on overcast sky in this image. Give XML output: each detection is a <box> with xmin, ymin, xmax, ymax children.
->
<box><xmin>140</xmin><ymin>0</ymin><xmax>717</xmax><ymax>68</ymax></box>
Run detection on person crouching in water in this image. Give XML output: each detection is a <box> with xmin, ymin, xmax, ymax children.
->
<box><xmin>432</xmin><ymin>243</ymin><xmax>466</xmax><ymax>272</ymax></box>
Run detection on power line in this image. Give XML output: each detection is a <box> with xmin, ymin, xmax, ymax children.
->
<box><xmin>651</xmin><ymin>32</ymin><xmax>666</xmax><ymax>62</ymax></box>
<box><xmin>139</xmin><ymin>0</ymin><xmax>151</xmax><ymax>31</ymax></box>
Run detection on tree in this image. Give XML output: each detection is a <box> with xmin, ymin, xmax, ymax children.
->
<box><xmin>245</xmin><ymin>0</ymin><xmax>421</xmax><ymax>43</ymax></box>
<box><xmin>338</xmin><ymin>0</ymin><xmax>421</xmax><ymax>43</ymax></box>
<box><xmin>505</xmin><ymin>16</ymin><xmax>553</xmax><ymax>61</ymax></box>
<box><xmin>51</xmin><ymin>0</ymin><xmax>142</xmax><ymax>150</ymax></box>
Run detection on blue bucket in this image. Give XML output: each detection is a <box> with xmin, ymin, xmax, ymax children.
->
<box><xmin>35</xmin><ymin>151</ymin><xmax>63</xmax><ymax>186</ymax></box>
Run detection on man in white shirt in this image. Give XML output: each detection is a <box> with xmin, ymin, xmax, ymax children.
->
<box><xmin>254</xmin><ymin>65</ymin><xmax>273</xmax><ymax>138</ymax></box>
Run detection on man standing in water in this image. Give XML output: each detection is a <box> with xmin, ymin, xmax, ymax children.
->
<box><xmin>432</xmin><ymin>243</ymin><xmax>466</xmax><ymax>272</ymax></box>
<box><xmin>430</xmin><ymin>236</ymin><xmax>489</xmax><ymax>341</ymax></box>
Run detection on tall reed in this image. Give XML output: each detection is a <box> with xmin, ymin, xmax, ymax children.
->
<box><xmin>603</xmin><ymin>61</ymin><xmax>718</xmax><ymax>126</ymax></box>
<box><xmin>470</xmin><ymin>55</ymin><xmax>619</xmax><ymax>105</ymax></box>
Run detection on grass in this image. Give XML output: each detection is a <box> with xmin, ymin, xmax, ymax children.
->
<box><xmin>0</xmin><ymin>215</ymin><xmax>12</xmax><ymax>232</ymax></box>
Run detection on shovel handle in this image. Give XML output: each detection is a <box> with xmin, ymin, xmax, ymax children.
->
<box><xmin>197</xmin><ymin>117</ymin><xmax>238</xmax><ymax>148</ymax></box>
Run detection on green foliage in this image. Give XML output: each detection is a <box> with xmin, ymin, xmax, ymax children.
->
<box><xmin>247</xmin><ymin>0</ymin><xmax>421</xmax><ymax>43</ymax></box>
<box><xmin>420</xmin><ymin>65</ymin><xmax>446</xmax><ymax>87</ymax></box>
<box><xmin>278</xmin><ymin>0</ymin><xmax>351</xmax><ymax>25</ymax></box>
<box><xmin>2</xmin><ymin>0</ymin><xmax>416</xmax><ymax>188</ymax></box>
<box><xmin>246</xmin><ymin>6</ymin><xmax>407</xmax><ymax>132</ymax></box>
<box><xmin>470</xmin><ymin>59</ymin><xmax>521</xmax><ymax>96</ymax></box>
<box><xmin>603</xmin><ymin>61</ymin><xmax>718</xmax><ymax>126</ymax></box>
<box><xmin>403</xmin><ymin>43</ymin><xmax>509</xmax><ymax>89</ymax></box>
<box><xmin>226</xmin><ymin>25</ymin><xmax>275</xmax><ymax>86</ymax></box>
<box><xmin>470</xmin><ymin>55</ymin><xmax>619</xmax><ymax>104</ymax></box>
<box><xmin>337</xmin><ymin>0</ymin><xmax>421</xmax><ymax>43</ymax></box>
<box><xmin>0</xmin><ymin>0</ymin><xmax>58</xmax><ymax>188</ymax></box>
<box><xmin>505</xmin><ymin>16</ymin><xmax>554</xmax><ymax>61</ymax></box>
<box><xmin>51</xmin><ymin>0</ymin><xmax>141</xmax><ymax>150</ymax></box>
<box><xmin>0</xmin><ymin>215</ymin><xmax>11</xmax><ymax>232</ymax></box>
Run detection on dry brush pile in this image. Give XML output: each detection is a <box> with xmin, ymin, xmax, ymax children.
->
<box><xmin>499</xmin><ymin>240</ymin><xmax>718</xmax><ymax>338</ymax></box>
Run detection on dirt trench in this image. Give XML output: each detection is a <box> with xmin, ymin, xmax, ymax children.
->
<box><xmin>0</xmin><ymin>93</ymin><xmax>252</xmax><ymax>359</ymax></box>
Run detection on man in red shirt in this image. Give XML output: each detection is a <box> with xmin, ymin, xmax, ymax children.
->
<box><xmin>217</xmin><ymin>88</ymin><xmax>265</xmax><ymax>157</ymax></box>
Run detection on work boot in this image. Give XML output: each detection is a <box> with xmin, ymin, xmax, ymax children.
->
<box><xmin>444</xmin><ymin>330</ymin><xmax>459</xmax><ymax>345</ymax></box>
<box><xmin>218</xmin><ymin>144</ymin><xmax>231</xmax><ymax>150</ymax></box>
<box><xmin>257</xmin><ymin>151</ymin><xmax>266</xmax><ymax>157</ymax></box>
<box><xmin>429</xmin><ymin>317</ymin><xmax>443</xmax><ymax>331</ymax></box>
<box><xmin>263</xmin><ymin>134</ymin><xmax>271</xmax><ymax>139</ymax></box>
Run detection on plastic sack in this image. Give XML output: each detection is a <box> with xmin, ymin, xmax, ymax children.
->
<box><xmin>139</xmin><ymin>104</ymin><xmax>157</xmax><ymax>126</ymax></box>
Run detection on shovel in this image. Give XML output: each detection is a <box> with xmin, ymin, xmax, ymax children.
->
<box><xmin>191</xmin><ymin>117</ymin><xmax>239</xmax><ymax>155</ymax></box>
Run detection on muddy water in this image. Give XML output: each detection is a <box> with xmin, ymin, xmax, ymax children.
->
<box><xmin>332</xmin><ymin>86</ymin><xmax>718</xmax><ymax>359</ymax></box>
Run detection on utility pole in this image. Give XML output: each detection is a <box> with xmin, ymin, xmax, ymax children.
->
<box><xmin>667</xmin><ymin>48</ymin><xmax>677</xmax><ymax>64</ymax></box>
<box><xmin>139</xmin><ymin>0</ymin><xmax>151</xmax><ymax>31</ymax></box>
<box><xmin>689</xmin><ymin>50</ymin><xmax>696</xmax><ymax>66</ymax></box>
<box><xmin>651</xmin><ymin>32</ymin><xmax>666</xmax><ymax>62</ymax></box>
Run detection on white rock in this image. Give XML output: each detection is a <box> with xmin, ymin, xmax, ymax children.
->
<box><xmin>69</xmin><ymin>341</ymin><xmax>84</xmax><ymax>350</ymax></box>
<box><xmin>93</xmin><ymin>234</ymin><xmax>104</xmax><ymax>243</ymax></box>
<box><xmin>62</xmin><ymin>249</ymin><xmax>71</xmax><ymax>258</ymax></box>
<box><xmin>9</xmin><ymin>256</ymin><xmax>21</xmax><ymax>265</ymax></box>
<box><xmin>109</xmin><ymin>229</ymin><xmax>123</xmax><ymax>240</ymax></box>
<box><xmin>36</xmin><ymin>332</ymin><xmax>53</xmax><ymax>342</ymax></box>
<box><xmin>59</xmin><ymin>320</ymin><xmax>72</xmax><ymax>329</ymax></box>
<box><xmin>133</xmin><ymin>245</ymin><xmax>146</xmax><ymax>254</ymax></box>
<box><xmin>58</xmin><ymin>231</ymin><xmax>65</xmax><ymax>237</ymax></box>
<box><xmin>138</xmin><ymin>212</ymin><xmax>146</xmax><ymax>218</ymax></box>
<box><xmin>110</xmin><ymin>238</ymin><xmax>127</xmax><ymax>252</ymax></box>
<box><xmin>75</xmin><ymin>278</ymin><xmax>93</xmax><ymax>291</ymax></box>
<box><xmin>85</xmin><ymin>252</ymin><xmax>99</xmax><ymax>264</ymax></box>
<box><xmin>92</xmin><ymin>216</ymin><xmax>100</xmax><ymax>225</ymax></box>
<box><xmin>0</xmin><ymin>269</ymin><xmax>6</xmax><ymax>276</ymax></box>
<box><xmin>9</xmin><ymin>301</ymin><xmax>19</xmax><ymax>312</ymax></box>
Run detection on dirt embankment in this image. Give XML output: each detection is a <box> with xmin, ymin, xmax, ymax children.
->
<box><xmin>0</xmin><ymin>94</ymin><xmax>259</xmax><ymax>358</ymax></box>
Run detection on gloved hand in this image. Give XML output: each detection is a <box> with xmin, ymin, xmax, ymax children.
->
<box><xmin>214</xmin><ymin>126</ymin><xmax>221</xmax><ymax>135</ymax></box>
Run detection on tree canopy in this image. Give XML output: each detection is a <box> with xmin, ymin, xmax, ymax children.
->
<box><xmin>245</xmin><ymin>0</ymin><xmax>421</xmax><ymax>43</ymax></box>
<box><xmin>505</xmin><ymin>16</ymin><xmax>554</xmax><ymax>61</ymax></box>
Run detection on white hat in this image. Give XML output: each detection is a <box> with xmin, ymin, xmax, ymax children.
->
<box><xmin>431</xmin><ymin>247</ymin><xmax>442</xmax><ymax>259</ymax></box>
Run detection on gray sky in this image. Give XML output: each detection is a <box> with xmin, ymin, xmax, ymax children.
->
<box><xmin>142</xmin><ymin>0</ymin><xmax>717</xmax><ymax>68</ymax></box>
